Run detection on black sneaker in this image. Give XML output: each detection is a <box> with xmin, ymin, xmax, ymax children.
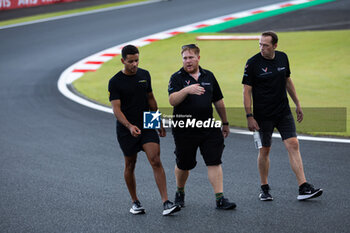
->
<box><xmin>162</xmin><ymin>200</ymin><xmax>181</xmax><ymax>216</ymax></box>
<box><xmin>216</xmin><ymin>197</ymin><xmax>236</xmax><ymax>210</ymax></box>
<box><xmin>259</xmin><ymin>184</ymin><xmax>273</xmax><ymax>201</ymax></box>
<box><xmin>129</xmin><ymin>200</ymin><xmax>145</xmax><ymax>215</ymax></box>
<box><xmin>297</xmin><ymin>182</ymin><xmax>323</xmax><ymax>200</ymax></box>
<box><xmin>175</xmin><ymin>191</ymin><xmax>185</xmax><ymax>207</ymax></box>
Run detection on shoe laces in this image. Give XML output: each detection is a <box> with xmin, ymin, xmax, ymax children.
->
<box><xmin>217</xmin><ymin>197</ymin><xmax>228</xmax><ymax>204</ymax></box>
<box><xmin>133</xmin><ymin>200</ymin><xmax>142</xmax><ymax>208</ymax></box>
<box><xmin>305</xmin><ymin>183</ymin><xmax>315</xmax><ymax>191</ymax></box>
<box><xmin>164</xmin><ymin>200</ymin><xmax>172</xmax><ymax>208</ymax></box>
<box><xmin>261</xmin><ymin>185</ymin><xmax>270</xmax><ymax>194</ymax></box>
<box><xmin>300</xmin><ymin>182</ymin><xmax>314</xmax><ymax>192</ymax></box>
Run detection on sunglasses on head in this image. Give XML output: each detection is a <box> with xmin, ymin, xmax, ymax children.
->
<box><xmin>181</xmin><ymin>44</ymin><xmax>198</xmax><ymax>49</ymax></box>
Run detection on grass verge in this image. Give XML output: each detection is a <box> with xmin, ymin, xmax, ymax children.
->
<box><xmin>73</xmin><ymin>30</ymin><xmax>350</xmax><ymax>137</ymax></box>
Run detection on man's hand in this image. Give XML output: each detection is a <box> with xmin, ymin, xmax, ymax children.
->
<box><xmin>222</xmin><ymin>125</ymin><xmax>230</xmax><ymax>138</ymax></box>
<box><xmin>129</xmin><ymin>125</ymin><xmax>141</xmax><ymax>137</ymax></box>
<box><xmin>296</xmin><ymin>105</ymin><xmax>304</xmax><ymax>123</ymax></box>
<box><xmin>185</xmin><ymin>84</ymin><xmax>205</xmax><ymax>95</ymax></box>
<box><xmin>247</xmin><ymin>117</ymin><xmax>260</xmax><ymax>131</ymax></box>
<box><xmin>158</xmin><ymin>126</ymin><xmax>166</xmax><ymax>137</ymax></box>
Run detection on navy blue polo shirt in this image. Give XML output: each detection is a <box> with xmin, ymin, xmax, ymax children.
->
<box><xmin>168</xmin><ymin>66</ymin><xmax>223</xmax><ymax>124</ymax></box>
<box><xmin>242</xmin><ymin>51</ymin><xmax>291</xmax><ymax>120</ymax></box>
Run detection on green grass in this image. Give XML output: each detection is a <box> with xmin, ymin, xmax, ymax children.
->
<box><xmin>74</xmin><ymin>30</ymin><xmax>350</xmax><ymax>137</ymax></box>
<box><xmin>0</xmin><ymin>0</ymin><xmax>147</xmax><ymax>27</ymax></box>
<box><xmin>191</xmin><ymin>0</ymin><xmax>336</xmax><ymax>33</ymax></box>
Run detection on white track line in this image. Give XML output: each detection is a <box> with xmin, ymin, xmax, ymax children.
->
<box><xmin>230</xmin><ymin>129</ymin><xmax>350</xmax><ymax>144</ymax></box>
<box><xmin>57</xmin><ymin>0</ymin><xmax>350</xmax><ymax>144</ymax></box>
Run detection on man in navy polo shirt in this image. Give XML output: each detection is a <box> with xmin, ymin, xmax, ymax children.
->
<box><xmin>168</xmin><ymin>44</ymin><xmax>236</xmax><ymax>210</ymax></box>
<box><xmin>242</xmin><ymin>31</ymin><xmax>323</xmax><ymax>201</ymax></box>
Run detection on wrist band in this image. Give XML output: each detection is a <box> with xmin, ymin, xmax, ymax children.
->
<box><xmin>222</xmin><ymin>122</ymin><xmax>229</xmax><ymax>126</ymax></box>
<box><xmin>246</xmin><ymin>113</ymin><xmax>253</xmax><ymax>118</ymax></box>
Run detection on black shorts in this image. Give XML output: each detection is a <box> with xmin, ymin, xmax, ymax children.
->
<box><xmin>117</xmin><ymin>129</ymin><xmax>159</xmax><ymax>156</ymax></box>
<box><xmin>257</xmin><ymin>113</ymin><xmax>297</xmax><ymax>147</ymax></box>
<box><xmin>173</xmin><ymin>128</ymin><xmax>224</xmax><ymax>170</ymax></box>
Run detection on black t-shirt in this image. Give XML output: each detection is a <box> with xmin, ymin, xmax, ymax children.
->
<box><xmin>242</xmin><ymin>51</ymin><xmax>291</xmax><ymax>120</ymax></box>
<box><xmin>168</xmin><ymin>66</ymin><xmax>223</xmax><ymax>132</ymax></box>
<box><xmin>108</xmin><ymin>68</ymin><xmax>152</xmax><ymax>133</ymax></box>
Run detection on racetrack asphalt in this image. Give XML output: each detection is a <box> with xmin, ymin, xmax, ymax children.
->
<box><xmin>0</xmin><ymin>0</ymin><xmax>126</xmax><ymax>21</ymax></box>
<box><xmin>0</xmin><ymin>0</ymin><xmax>349</xmax><ymax>232</ymax></box>
<box><xmin>223</xmin><ymin>0</ymin><xmax>350</xmax><ymax>32</ymax></box>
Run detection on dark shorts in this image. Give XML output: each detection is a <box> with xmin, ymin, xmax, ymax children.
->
<box><xmin>117</xmin><ymin>129</ymin><xmax>159</xmax><ymax>156</ymax></box>
<box><xmin>257</xmin><ymin>113</ymin><xmax>297</xmax><ymax>147</ymax></box>
<box><xmin>173</xmin><ymin>128</ymin><xmax>224</xmax><ymax>170</ymax></box>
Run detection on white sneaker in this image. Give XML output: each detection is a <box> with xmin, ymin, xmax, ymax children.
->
<box><xmin>162</xmin><ymin>200</ymin><xmax>181</xmax><ymax>216</ymax></box>
<box><xmin>130</xmin><ymin>200</ymin><xmax>145</xmax><ymax>215</ymax></box>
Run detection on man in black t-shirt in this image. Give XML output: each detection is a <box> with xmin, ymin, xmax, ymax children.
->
<box><xmin>242</xmin><ymin>31</ymin><xmax>323</xmax><ymax>201</ymax></box>
<box><xmin>168</xmin><ymin>44</ymin><xmax>236</xmax><ymax>210</ymax></box>
<box><xmin>108</xmin><ymin>45</ymin><xmax>180</xmax><ymax>216</ymax></box>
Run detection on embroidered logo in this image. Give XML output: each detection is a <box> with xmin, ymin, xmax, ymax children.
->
<box><xmin>259</xmin><ymin>67</ymin><xmax>272</xmax><ymax>76</ymax></box>
<box><xmin>168</xmin><ymin>80</ymin><xmax>173</xmax><ymax>91</ymax></box>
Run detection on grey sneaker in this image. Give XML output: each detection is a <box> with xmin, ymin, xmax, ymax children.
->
<box><xmin>175</xmin><ymin>191</ymin><xmax>185</xmax><ymax>207</ymax></box>
<box><xmin>162</xmin><ymin>200</ymin><xmax>181</xmax><ymax>216</ymax></box>
<box><xmin>259</xmin><ymin>184</ymin><xmax>273</xmax><ymax>201</ymax></box>
<box><xmin>297</xmin><ymin>182</ymin><xmax>323</xmax><ymax>200</ymax></box>
<box><xmin>129</xmin><ymin>200</ymin><xmax>145</xmax><ymax>215</ymax></box>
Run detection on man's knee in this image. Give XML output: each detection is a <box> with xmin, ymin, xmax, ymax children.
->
<box><xmin>149</xmin><ymin>154</ymin><xmax>162</xmax><ymax>168</ymax></box>
<box><xmin>125</xmin><ymin>161</ymin><xmax>136</xmax><ymax>172</ymax></box>
<box><xmin>259</xmin><ymin>146</ymin><xmax>271</xmax><ymax>157</ymax></box>
<box><xmin>284</xmin><ymin>137</ymin><xmax>299</xmax><ymax>152</ymax></box>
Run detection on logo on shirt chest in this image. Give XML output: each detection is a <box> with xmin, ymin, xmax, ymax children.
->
<box><xmin>185</xmin><ymin>80</ymin><xmax>191</xmax><ymax>86</ymax></box>
<box><xmin>259</xmin><ymin>67</ymin><xmax>272</xmax><ymax>76</ymax></box>
<box><xmin>138</xmin><ymin>79</ymin><xmax>148</xmax><ymax>89</ymax></box>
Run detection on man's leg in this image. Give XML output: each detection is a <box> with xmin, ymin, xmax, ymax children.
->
<box><xmin>143</xmin><ymin>142</ymin><xmax>168</xmax><ymax>203</ymax></box>
<box><xmin>174</xmin><ymin>165</ymin><xmax>189</xmax><ymax>208</ymax></box>
<box><xmin>256</xmin><ymin>120</ymin><xmax>274</xmax><ymax>201</ymax></box>
<box><xmin>143</xmin><ymin>142</ymin><xmax>181</xmax><ymax>215</ymax></box>
<box><xmin>207</xmin><ymin>165</ymin><xmax>236</xmax><ymax>209</ymax></box>
<box><xmin>124</xmin><ymin>154</ymin><xmax>138</xmax><ymax>202</ymax></box>
<box><xmin>283</xmin><ymin>137</ymin><xmax>306</xmax><ymax>186</ymax></box>
<box><xmin>173</xmin><ymin>132</ymin><xmax>197</xmax><ymax>207</ymax></box>
<box><xmin>258</xmin><ymin>146</ymin><xmax>271</xmax><ymax>185</ymax></box>
<box><xmin>207</xmin><ymin>165</ymin><xmax>223</xmax><ymax>194</ymax></box>
<box><xmin>258</xmin><ymin>147</ymin><xmax>274</xmax><ymax>201</ymax></box>
<box><xmin>175</xmin><ymin>165</ymin><xmax>190</xmax><ymax>189</ymax></box>
<box><xmin>284</xmin><ymin>136</ymin><xmax>322</xmax><ymax>200</ymax></box>
<box><xmin>278</xmin><ymin>114</ymin><xmax>322</xmax><ymax>200</ymax></box>
<box><xmin>200</xmin><ymin>129</ymin><xmax>235</xmax><ymax>209</ymax></box>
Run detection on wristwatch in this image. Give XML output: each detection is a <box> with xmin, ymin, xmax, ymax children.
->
<box><xmin>222</xmin><ymin>122</ymin><xmax>229</xmax><ymax>126</ymax></box>
<box><xmin>246</xmin><ymin>113</ymin><xmax>253</xmax><ymax>118</ymax></box>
